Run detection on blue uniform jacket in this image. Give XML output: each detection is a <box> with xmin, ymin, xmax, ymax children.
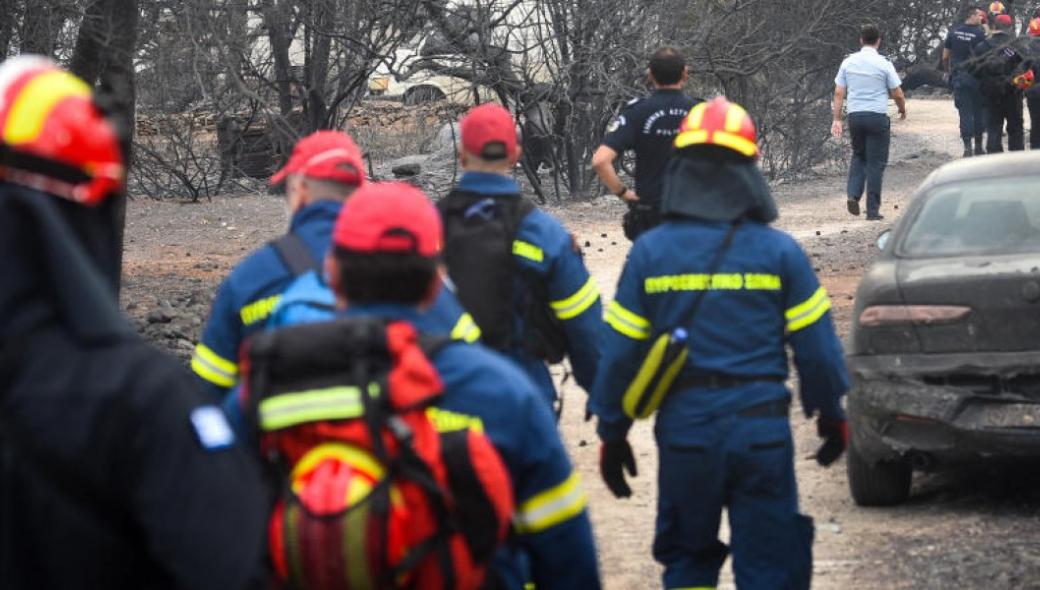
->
<box><xmin>191</xmin><ymin>200</ymin><xmax>342</xmax><ymax>398</ymax></box>
<box><xmin>591</xmin><ymin>220</ymin><xmax>849</xmax><ymax>442</ymax></box>
<box><xmin>454</xmin><ymin>172</ymin><xmax>602</xmax><ymax>406</ymax></box>
<box><xmin>259</xmin><ymin>302</ymin><xmax>602</xmax><ymax>589</ymax></box>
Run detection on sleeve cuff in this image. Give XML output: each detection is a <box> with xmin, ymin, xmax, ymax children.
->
<box><xmin>596</xmin><ymin>416</ymin><xmax>633</xmax><ymax>442</ymax></box>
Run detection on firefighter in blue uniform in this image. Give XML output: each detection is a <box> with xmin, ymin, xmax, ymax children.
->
<box><xmin>251</xmin><ymin>181</ymin><xmax>602</xmax><ymax>589</ymax></box>
<box><xmin>943</xmin><ymin>5</ymin><xmax>988</xmax><ymax>156</ymax></box>
<box><xmin>439</xmin><ymin>104</ymin><xmax>602</xmax><ymax>408</ymax></box>
<box><xmin>590</xmin><ymin>98</ymin><xmax>850</xmax><ymax>590</ymax></box>
<box><xmin>191</xmin><ymin>131</ymin><xmax>366</xmax><ymax>398</ymax></box>
<box><xmin>592</xmin><ymin>47</ymin><xmax>700</xmax><ymax>240</ymax></box>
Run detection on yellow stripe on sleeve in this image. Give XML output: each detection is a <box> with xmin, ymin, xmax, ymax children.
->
<box><xmin>785</xmin><ymin>287</ymin><xmax>831</xmax><ymax>333</ymax></box>
<box><xmin>514</xmin><ymin>472</ymin><xmax>588</xmax><ymax>534</ymax></box>
<box><xmin>605</xmin><ymin>300</ymin><xmax>651</xmax><ymax>340</ymax></box>
<box><xmin>550</xmin><ymin>277</ymin><xmax>600</xmax><ymax>320</ymax></box>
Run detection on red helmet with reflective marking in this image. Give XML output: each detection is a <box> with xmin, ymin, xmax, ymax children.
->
<box><xmin>674</xmin><ymin>96</ymin><xmax>758</xmax><ymax>159</ymax></box>
<box><xmin>1013</xmin><ymin>69</ymin><xmax>1036</xmax><ymax>90</ymax></box>
<box><xmin>1030</xmin><ymin>17</ymin><xmax>1040</xmax><ymax>37</ymax></box>
<box><xmin>989</xmin><ymin>1</ymin><xmax>1007</xmax><ymax>15</ymax></box>
<box><xmin>0</xmin><ymin>56</ymin><xmax>124</xmax><ymax>206</ymax></box>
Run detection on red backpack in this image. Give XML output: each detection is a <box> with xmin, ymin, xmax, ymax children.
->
<box><xmin>240</xmin><ymin>317</ymin><xmax>513</xmax><ymax>590</ymax></box>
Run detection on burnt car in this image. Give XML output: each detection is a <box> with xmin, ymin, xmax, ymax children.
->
<box><xmin>846</xmin><ymin>152</ymin><xmax>1040</xmax><ymax>506</ymax></box>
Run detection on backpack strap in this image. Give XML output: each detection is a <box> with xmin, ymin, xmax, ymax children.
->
<box><xmin>417</xmin><ymin>333</ymin><xmax>452</xmax><ymax>359</ymax></box>
<box><xmin>269</xmin><ymin>233</ymin><xmax>321</xmax><ymax>276</ymax></box>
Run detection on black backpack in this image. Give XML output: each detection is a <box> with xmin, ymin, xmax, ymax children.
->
<box><xmin>438</xmin><ymin>190</ymin><xmax>566</xmax><ymax>362</ymax></box>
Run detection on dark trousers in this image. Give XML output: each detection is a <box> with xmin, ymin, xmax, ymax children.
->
<box><xmin>1028</xmin><ymin>93</ymin><xmax>1040</xmax><ymax>149</ymax></box>
<box><xmin>953</xmin><ymin>72</ymin><xmax>986</xmax><ymax>140</ymax></box>
<box><xmin>984</xmin><ymin>88</ymin><xmax>1024</xmax><ymax>153</ymax></box>
<box><xmin>847</xmin><ymin>112</ymin><xmax>890</xmax><ymax>218</ymax></box>
<box><xmin>654</xmin><ymin>410</ymin><xmax>812</xmax><ymax>590</ymax></box>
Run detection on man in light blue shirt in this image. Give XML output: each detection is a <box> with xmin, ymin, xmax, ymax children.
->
<box><xmin>831</xmin><ymin>24</ymin><xmax>907</xmax><ymax>221</ymax></box>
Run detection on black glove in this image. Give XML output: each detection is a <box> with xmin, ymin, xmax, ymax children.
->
<box><xmin>815</xmin><ymin>417</ymin><xmax>848</xmax><ymax>467</ymax></box>
<box><xmin>600</xmin><ymin>439</ymin><xmax>637</xmax><ymax>498</ymax></box>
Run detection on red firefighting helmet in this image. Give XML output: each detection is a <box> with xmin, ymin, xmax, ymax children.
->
<box><xmin>989</xmin><ymin>1</ymin><xmax>1007</xmax><ymax>15</ymax></box>
<box><xmin>1013</xmin><ymin>69</ymin><xmax>1036</xmax><ymax>90</ymax></box>
<box><xmin>1030</xmin><ymin>17</ymin><xmax>1040</xmax><ymax>37</ymax></box>
<box><xmin>674</xmin><ymin>96</ymin><xmax>758</xmax><ymax>159</ymax></box>
<box><xmin>268</xmin><ymin>443</ymin><xmax>410</xmax><ymax>587</ymax></box>
<box><xmin>0</xmin><ymin>56</ymin><xmax>124</xmax><ymax>206</ymax></box>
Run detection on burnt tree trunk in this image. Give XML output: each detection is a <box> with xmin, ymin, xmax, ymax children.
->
<box><xmin>70</xmin><ymin>0</ymin><xmax>139</xmax><ymax>294</ymax></box>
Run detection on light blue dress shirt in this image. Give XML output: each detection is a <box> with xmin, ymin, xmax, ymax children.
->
<box><xmin>835</xmin><ymin>46</ymin><xmax>902</xmax><ymax>115</ymax></box>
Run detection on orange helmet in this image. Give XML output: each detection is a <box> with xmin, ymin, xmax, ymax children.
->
<box><xmin>1013</xmin><ymin>69</ymin><xmax>1036</xmax><ymax>90</ymax></box>
<box><xmin>674</xmin><ymin>96</ymin><xmax>758</xmax><ymax>159</ymax></box>
<box><xmin>0</xmin><ymin>56</ymin><xmax>124</xmax><ymax>206</ymax></box>
<box><xmin>1030</xmin><ymin>17</ymin><xmax>1040</xmax><ymax>36</ymax></box>
<box><xmin>989</xmin><ymin>1</ymin><xmax>1006</xmax><ymax>15</ymax></box>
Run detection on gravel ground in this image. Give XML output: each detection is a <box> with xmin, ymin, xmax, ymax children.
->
<box><xmin>122</xmin><ymin>98</ymin><xmax>1040</xmax><ymax>589</ymax></box>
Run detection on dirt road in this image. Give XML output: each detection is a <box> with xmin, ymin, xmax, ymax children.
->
<box><xmin>122</xmin><ymin>98</ymin><xmax>1040</xmax><ymax>589</ymax></box>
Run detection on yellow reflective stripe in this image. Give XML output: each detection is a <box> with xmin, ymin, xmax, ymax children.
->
<box><xmin>512</xmin><ymin>240</ymin><xmax>544</xmax><ymax>263</ymax></box>
<box><xmin>744</xmin><ymin>273</ymin><xmax>782</xmax><ymax>291</ymax></box>
<box><xmin>550</xmin><ymin>277</ymin><xmax>600</xmax><ymax>320</ymax></box>
<box><xmin>191</xmin><ymin>357</ymin><xmax>237</xmax><ymax>388</ymax></box>
<box><xmin>724</xmin><ymin>103</ymin><xmax>748</xmax><ymax>133</ymax></box>
<box><xmin>786</xmin><ymin>287</ymin><xmax>831</xmax><ymax>332</ymax></box>
<box><xmin>191</xmin><ymin>343</ymin><xmax>238</xmax><ymax>388</ymax></box>
<box><xmin>425</xmin><ymin>407</ymin><xmax>485</xmax><ymax>434</ymax></box>
<box><xmin>258</xmin><ymin>384</ymin><xmax>379</xmax><ymax>431</ymax></box>
<box><xmin>240</xmin><ymin>295</ymin><xmax>282</xmax><ymax>327</ymax></box>
<box><xmin>711</xmin><ymin>130</ymin><xmax>758</xmax><ymax>157</ymax></box>
<box><xmin>4</xmin><ymin>70</ymin><xmax>91</xmax><ymax>144</ymax></box>
<box><xmin>515</xmin><ymin>472</ymin><xmax>587</xmax><ymax>534</ymax></box>
<box><xmin>645</xmin><ymin>273</ymin><xmax>782</xmax><ymax>294</ymax></box>
<box><xmin>605</xmin><ymin>300</ymin><xmax>651</xmax><ymax>340</ymax></box>
<box><xmin>687</xmin><ymin>102</ymin><xmax>707</xmax><ymax>130</ymax></box>
<box><xmin>291</xmin><ymin>443</ymin><xmax>385</xmax><ymax>483</ymax></box>
<box><xmin>450</xmin><ymin>313</ymin><xmax>481</xmax><ymax>343</ymax></box>
<box><xmin>675</xmin><ymin>128</ymin><xmax>709</xmax><ymax>149</ymax></box>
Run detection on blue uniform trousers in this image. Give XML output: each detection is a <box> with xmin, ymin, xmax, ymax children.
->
<box><xmin>846</xmin><ymin>112</ymin><xmax>890</xmax><ymax>218</ymax></box>
<box><xmin>653</xmin><ymin>397</ymin><xmax>812</xmax><ymax>590</ymax></box>
<box><xmin>953</xmin><ymin>72</ymin><xmax>986</xmax><ymax>141</ymax></box>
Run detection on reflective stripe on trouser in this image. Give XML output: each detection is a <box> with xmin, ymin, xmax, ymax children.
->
<box><xmin>653</xmin><ymin>396</ymin><xmax>812</xmax><ymax>590</ymax></box>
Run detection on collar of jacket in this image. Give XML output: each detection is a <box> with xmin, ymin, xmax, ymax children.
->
<box><xmin>660</xmin><ymin>156</ymin><xmax>779</xmax><ymax>223</ymax></box>
<box><xmin>458</xmin><ymin>171</ymin><xmax>521</xmax><ymax>195</ymax></box>
<box><xmin>289</xmin><ymin>199</ymin><xmax>343</xmax><ymax>233</ymax></box>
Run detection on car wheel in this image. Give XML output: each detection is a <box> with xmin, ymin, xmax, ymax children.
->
<box><xmin>847</xmin><ymin>437</ymin><xmax>912</xmax><ymax>506</ymax></box>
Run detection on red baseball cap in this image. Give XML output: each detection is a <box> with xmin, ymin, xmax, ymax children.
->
<box><xmin>460</xmin><ymin>103</ymin><xmax>518</xmax><ymax>160</ymax></box>
<box><xmin>270</xmin><ymin>130</ymin><xmax>365</xmax><ymax>186</ymax></box>
<box><xmin>332</xmin><ymin>182</ymin><xmax>442</xmax><ymax>257</ymax></box>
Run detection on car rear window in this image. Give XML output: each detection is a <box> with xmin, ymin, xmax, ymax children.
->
<box><xmin>902</xmin><ymin>177</ymin><xmax>1040</xmax><ymax>257</ymax></box>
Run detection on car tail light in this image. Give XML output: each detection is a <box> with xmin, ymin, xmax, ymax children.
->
<box><xmin>859</xmin><ymin>305</ymin><xmax>971</xmax><ymax>327</ymax></box>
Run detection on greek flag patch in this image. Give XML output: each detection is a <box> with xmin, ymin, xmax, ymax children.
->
<box><xmin>190</xmin><ymin>406</ymin><xmax>235</xmax><ymax>451</ymax></box>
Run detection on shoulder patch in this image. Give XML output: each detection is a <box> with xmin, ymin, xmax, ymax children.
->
<box><xmin>190</xmin><ymin>406</ymin><xmax>235</xmax><ymax>451</ymax></box>
<box><xmin>606</xmin><ymin>114</ymin><xmax>627</xmax><ymax>133</ymax></box>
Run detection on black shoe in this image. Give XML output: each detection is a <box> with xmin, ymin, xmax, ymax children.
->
<box><xmin>847</xmin><ymin>199</ymin><xmax>861</xmax><ymax>216</ymax></box>
<box><xmin>866</xmin><ymin>214</ymin><xmax>885</xmax><ymax>221</ymax></box>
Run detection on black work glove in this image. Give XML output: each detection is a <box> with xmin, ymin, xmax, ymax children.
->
<box><xmin>600</xmin><ymin>439</ymin><xmax>637</xmax><ymax>498</ymax></box>
<box><xmin>815</xmin><ymin>416</ymin><xmax>848</xmax><ymax>467</ymax></box>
